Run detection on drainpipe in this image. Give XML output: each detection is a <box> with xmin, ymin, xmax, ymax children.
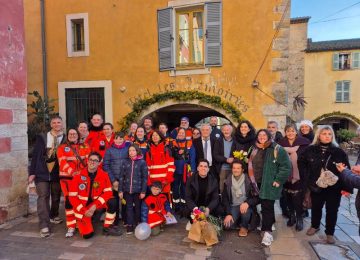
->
<box><xmin>40</xmin><ymin>0</ymin><xmax>48</xmax><ymax>100</ymax></box>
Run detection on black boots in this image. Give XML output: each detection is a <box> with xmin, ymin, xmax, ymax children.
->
<box><xmin>295</xmin><ymin>216</ymin><xmax>303</xmax><ymax>231</ymax></box>
<box><xmin>287</xmin><ymin>213</ymin><xmax>296</xmax><ymax>227</ymax></box>
<box><xmin>103</xmin><ymin>226</ymin><xmax>123</xmax><ymax>236</ymax></box>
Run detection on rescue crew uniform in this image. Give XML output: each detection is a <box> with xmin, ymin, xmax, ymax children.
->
<box><xmin>124</xmin><ymin>133</ymin><xmax>135</xmax><ymax>142</ymax></box>
<box><xmin>170</xmin><ymin>139</ymin><xmax>196</xmax><ymax>211</ymax></box>
<box><xmin>141</xmin><ymin>193</ymin><xmax>172</xmax><ymax>228</ymax></box>
<box><xmin>146</xmin><ymin>142</ymin><xmax>175</xmax><ymax>194</ymax></box>
<box><xmin>170</xmin><ymin>127</ymin><xmax>193</xmax><ymax>141</ymax></box>
<box><xmin>68</xmin><ymin>168</ymin><xmax>117</xmax><ymax>238</ymax></box>
<box><xmin>85</xmin><ymin>125</ymin><xmax>104</xmax><ymax>148</ymax></box>
<box><xmin>57</xmin><ymin>142</ymin><xmax>91</xmax><ymax>230</ymax></box>
<box><xmin>134</xmin><ymin>138</ymin><xmax>149</xmax><ymax>157</ymax></box>
<box><xmin>90</xmin><ymin>133</ymin><xmax>114</xmax><ymax>160</ymax></box>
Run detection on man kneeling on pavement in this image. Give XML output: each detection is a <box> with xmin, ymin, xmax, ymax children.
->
<box><xmin>68</xmin><ymin>152</ymin><xmax>122</xmax><ymax>238</ymax></box>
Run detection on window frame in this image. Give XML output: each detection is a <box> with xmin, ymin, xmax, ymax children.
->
<box><xmin>335</xmin><ymin>80</ymin><xmax>351</xmax><ymax>103</ymax></box>
<box><xmin>175</xmin><ymin>6</ymin><xmax>205</xmax><ymax>69</ymax></box>
<box><xmin>66</xmin><ymin>13</ymin><xmax>89</xmax><ymax>57</ymax></box>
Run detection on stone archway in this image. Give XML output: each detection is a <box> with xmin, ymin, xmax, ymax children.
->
<box><xmin>118</xmin><ymin>91</ymin><xmax>243</xmax><ymax>130</ymax></box>
<box><xmin>312</xmin><ymin>111</ymin><xmax>360</xmax><ymax>132</ymax></box>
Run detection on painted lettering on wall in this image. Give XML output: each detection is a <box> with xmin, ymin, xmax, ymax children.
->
<box><xmin>125</xmin><ymin>74</ymin><xmax>250</xmax><ymax>112</ymax></box>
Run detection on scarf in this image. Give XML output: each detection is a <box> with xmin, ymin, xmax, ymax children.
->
<box><xmin>283</xmin><ymin>146</ymin><xmax>300</xmax><ymax>183</ymax></box>
<box><xmin>247</xmin><ymin>141</ymin><xmax>272</xmax><ymax>182</ymax></box>
<box><xmin>231</xmin><ymin>174</ymin><xmax>245</xmax><ymax>198</ymax></box>
<box><xmin>113</xmin><ymin>142</ymin><xmax>127</xmax><ymax>149</ymax></box>
<box><xmin>130</xmin><ymin>155</ymin><xmax>143</xmax><ymax>161</ymax></box>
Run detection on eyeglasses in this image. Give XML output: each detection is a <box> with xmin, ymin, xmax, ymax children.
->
<box><xmin>88</xmin><ymin>159</ymin><xmax>100</xmax><ymax>163</ymax></box>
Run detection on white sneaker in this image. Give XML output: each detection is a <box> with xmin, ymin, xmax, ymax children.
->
<box><xmin>186</xmin><ymin>221</ymin><xmax>192</xmax><ymax>231</ymax></box>
<box><xmin>40</xmin><ymin>227</ymin><xmax>50</xmax><ymax>238</ymax></box>
<box><xmin>50</xmin><ymin>217</ymin><xmax>63</xmax><ymax>224</ymax></box>
<box><xmin>261</xmin><ymin>232</ymin><xmax>273</xmax><ymax>247</ymax></box>
<box><xmin>65</xmin><ymin>227</ymin><xmax>75</xmax><ymax>238</ymax></box>
<box><xmin>272</xmin><ymin>224</ymin><xmax>276</xmax><ymax>231</ymax></box>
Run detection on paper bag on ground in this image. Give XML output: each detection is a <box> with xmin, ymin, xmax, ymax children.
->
<box><xmin>188</xmin><ymin>221</ymin><xmax>205</xmax><ymax>243</ymax></box>
<box><xmin>201</xmin><ymin>221</ymin><xmax>219</xmax><ymax>246</ymax></box>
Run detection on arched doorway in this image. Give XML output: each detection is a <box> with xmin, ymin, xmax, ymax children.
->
<box><xmin>313</xmin><ymin>112</ymin><xmax>360</xmax><ymax>133</ymax></box>
<box><xmin>142</xmin><ymin>103</ymin><xmax>231</xmax><ymax>130</ymax></box>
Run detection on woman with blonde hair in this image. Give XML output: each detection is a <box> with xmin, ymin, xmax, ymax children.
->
<box><xmin>298</xmin><ymin>125</ymin><xmax>352</xmax><ymax>244</ymax></box>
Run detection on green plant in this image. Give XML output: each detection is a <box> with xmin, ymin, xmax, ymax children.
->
<box><xmin>117</xmin><ymin>91</ymin><xmax>244</xmax><ymax>131</ymax></box>
<box><xmin>336</xmin><ymin>129</ymin><xmax>357</xmax><ymax>143</ymax></box>
<box><xmin>27</xmin><ymin>91</ymin><xmax>58</xmax><ymax>147</ymax></box>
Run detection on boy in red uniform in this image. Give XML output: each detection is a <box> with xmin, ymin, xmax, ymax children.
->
<box><xmin>68</xmin><ymin>152</ymin><xmax>122</xmax><ymax>238</ymax></box>
<box><xmin>141</xmin><ymin>182</ymin><xmax>173</xmax><ymax>235</ymax></box>
<box><xmin>90</xmin><ymin>123</ymin><xmax>114</xmax><ymax>159</ymax></box>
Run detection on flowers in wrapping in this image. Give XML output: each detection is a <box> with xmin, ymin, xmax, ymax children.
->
<box><xmin>233</xmin><ymin>150</ymin><xmax>248</xmax><ymax>164</ymax></box>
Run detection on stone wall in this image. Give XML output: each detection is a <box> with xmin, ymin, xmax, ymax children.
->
<box><xmin>0</xmin><ymin>0</ymin><xmax>28</xmax><ymax>224</ymax></box>
<box><xmin>287</xmin><ymin>17</ymin><xmax>310</xmax><ymax>122</ymax></box>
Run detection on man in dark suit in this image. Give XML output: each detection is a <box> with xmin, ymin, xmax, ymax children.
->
<box><xmin>193</xmin><ymin>123</ymin><xmax>217</xmax><ymax>177</ymax></box>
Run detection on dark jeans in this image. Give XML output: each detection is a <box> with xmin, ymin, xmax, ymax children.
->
<box><xmin>310</xmin><ymin>189</ymin><xmax>342</xmax><ymax>235</ymax></box>
<box><xmin>112</xmin><ymin>190</ymin><xmax>120</xmax><ymax>225</ymax></box>
<box><xmin>279</xmin><ymin>190</ymin><xmax>288</xmax><ymax>214</ymax></box>
<box><xmin>35</xmin><ymin>181</ymin><xmax>61</xmax><ymax>229</ymax></box>
<box><xmin>261</xmin><ymin>199</ymin><xmax>275</xmax><ymax>232</ymax></box>
<box><xmin>172</xmin><ymin>174</ymin><xmax>186</xmax><ymax>203</ymax></box>
<box><xmin>230</xmin><ymin>205</ymin><xmax>252</xmax><ymax>229</ymax></box>
<box><xmin>124</xmin><ymin>192</ymin><xmax>141</xmax><ymax>227</ymax></box>
<box><xmin>285</xmin><ymin>190</ymin><xmax>303</xmax><ymax>217</ymax></box>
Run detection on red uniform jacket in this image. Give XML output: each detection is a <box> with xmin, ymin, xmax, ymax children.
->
<box><xmin>143</xmin><ymin>194</ymin><xmax>169</xmax><ymax>228</ymax></box>
<box><xmin>85</xmin><ymin>130</ymin><xmax>104</xmax><ymax>148</ymax></box>
<box><xmin>90</xmin><ymin>134</ymin><xmax>114</xmax><ymax>159</ymax></box>
<box><xmin>146</xmin><ymin>142</ymin><xmax>175</xmax><ymax>192</ymax></box>
<box><xmin>57</xmin><ymin>143</ymin><xmax>91</xmax><ymax>178</ymax></box>
<box><xmin>68</xmin><ymin>168</ymin><xmax>113</xmax><ymax>219</ymax></box>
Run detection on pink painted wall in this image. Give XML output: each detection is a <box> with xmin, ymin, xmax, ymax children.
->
<box><xmin>0</xmin><ymin>0</ymin><xmax>27</xmax><ymax>99</ymax></box>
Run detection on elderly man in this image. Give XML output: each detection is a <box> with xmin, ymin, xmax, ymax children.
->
<box><xmin>193</xmin><ymin>123</ymin><xmax>216</xmax><ymax>176</ymax></box>
<box><xmin>213</xmin><ymin>124</ymin><xmax>241</xmax><ymax>192</ymax></box>
<box><xmin>85</xmin><ymin>114</ymin><xmax>105</xmax><ymax>148</ymax></box>
<box><xmin>170</xmin><ymin>116</ymin><xmax>193</xmax><ymax>140</ymax></box>
<box><xmin>267</xmin><ymin>121</ymin><xmax>283</xmax><ymax>143</ymax></box>
<box><xmin>29</xmin><ymin>115</ymin><xmax>66</xmax><ymax>237</ymax></box>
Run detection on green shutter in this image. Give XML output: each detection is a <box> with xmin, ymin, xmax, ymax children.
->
<box><xmin>352</xmin><ymin>52</ymin><xmax>360</xmax><ymax>69</ymax></box>
<box><xmin>205</xmin><ymin>2</ymin><xmax>222</xmax><ymax>66</ymax></box>
<box><xmin>158</xmin><ymin>7</ymin><xmax>174</xmax><ymax>71</ymax></box>
<box><xmin>333</xmin><ymin>53</ymin><xmax>339</xmax><ymax>70</ymax></box>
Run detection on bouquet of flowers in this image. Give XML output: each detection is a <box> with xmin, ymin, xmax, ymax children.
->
<box><xmin>233</xmin><ymin>150</ymin><xmax>248</xmax><ymax>164</ymax></box>
<box><xmin>190</xmin><ymin>207</ymin><xmax>206</xmax><ymax>222</ymax></box>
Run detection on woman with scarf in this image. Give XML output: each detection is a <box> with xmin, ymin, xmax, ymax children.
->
<box><xmin>278</xmin><ymin>124</ymin><xmax>310</xmax><ymax>231</ymax></box>
<box><xmin>298</xmin><ymin>125</ymin><xmax>352</xmax><ymax>244</ymax></box>
<box><xmin>57</xmin><ymin>128</ymin><xmax>91</xmax><ymax>237</ymax></box>
<box><xmin>146</xmin><ymin>130</ymin><xmax>175</xmax><ymax>196</ymax></box>
<box><xmin>247</xmin><ymin>129</ymin><xmax>291</xmax><ymax>246</ymax></box>
<box><xmin>171</xmin><ymin>128</ymin><xmax>196</xmax><ymax>213</ymax></box>
<box><xmin>119</xmin><ymin>144</ymin><xmax>148</xmax><ymax>234</ymax></box>
<box><xmin>103</xmin><ymin>132</ymin><xmax>131</xmax><ymax>226</ymax></box>
<box><xmin>299</xmin><ymin>120</ymin><xmax>314</xmax><ymax>143</ymax></box>
<box><xmin>133</xmin><ymin>126</ymin><xmax>149</xmax><ymax>157</ymax></box>
<box><xmin>234</xmin><ymin>120</ymin><xmax>256</xmax><ymax>153</ymax></box>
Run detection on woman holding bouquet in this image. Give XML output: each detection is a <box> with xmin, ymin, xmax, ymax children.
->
<box><xmin>247</xmin><ymin>129</ymin><xmax>291</xmax><ymax>246</ymax></box>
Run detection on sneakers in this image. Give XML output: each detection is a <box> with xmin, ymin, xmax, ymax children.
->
<box><xmin>40</xmin><ymin>227</ymin><xmax>50</xmax><ymax>238</ymax></box>
<box><xmin>103</xmin><ymin>226</ymin><xmax>123</xmax><ymax>236</ymax></box>
<box><xmin>65</xmin><ymin>227</ymin><xmax>75</xmax><ymax>238</ymax></box>
<box><xmin>238</xmin><ymin>227</ymin><xmax>248</xmax><ymax>237</ymax></box>
<box><xmin>261</xmin><ymin>231</ymin><xmax>273</xmax><ymax>246</ymax></box>
<box><xmin>50</xmin><ymin>217</ymin><xmax>63</xmax><ymax>224</ymax></box>
<box><xmin>306</xmin><ymin>227</ymin><xmax>320</xmax><ymax>236</ymax></box>
<box><xmin>326</xmin><ymin>235</ymin><xmax>335</xmax><ymax>244</ymax></box>
<box><xmin>272</xmin><ymin>224</ymin><xmax>276</xmax><ymax>231</ymax></box>
<box><xmin>186</xmin><ymin>221</ymin><xmax>192</xmax><ymax>231</ymax></box>
<box><xmin>126</xmin><ymin>226</ymin><xmax>134</xmax><ymax>235</ymax></box>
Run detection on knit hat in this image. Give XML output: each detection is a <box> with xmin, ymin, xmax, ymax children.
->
<box><xmin>299</xmin><ymin>120</ymin><xmax>313</xmax><ymax>130</ymax></box>
<box><xmin>151</xmin><ymin>181</ymin><xmax>162</xmax><ymax>189</ymax></box>
<box><xmin>180</xmin><ymin>116</ymin><xmax>189</xmax><ymax>122</ymax></box>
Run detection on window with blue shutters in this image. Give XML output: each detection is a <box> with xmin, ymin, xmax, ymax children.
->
<box><xmin>335</xmin><ymin>81</ymin><xmax>350</xmax><ymax>103</ymax></box>
<box><xmin>157</xmin><ymin>1</ymin><xmax>222</xmax><ymax>71</ymax></box>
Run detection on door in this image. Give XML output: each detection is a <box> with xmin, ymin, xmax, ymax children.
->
<box><xmin>65</xmin><ymin>88</ymin><xmax>105</xmax><ymax>128</ymax></box>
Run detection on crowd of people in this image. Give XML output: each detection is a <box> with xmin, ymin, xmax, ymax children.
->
<box><xmin>28</xmin><ymin>114</ymin><xmax>360</xmax><ymax>246</ymax></box>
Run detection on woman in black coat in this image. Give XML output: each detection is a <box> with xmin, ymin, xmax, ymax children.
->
<box><xmin>234</xmin><ymin>120</ymin><xmax>256</xmax><ymax>152</ymax></box>
<box><xmin>278</xmin><ymin>124</ymin><xmax>310</xmax><ymax>231</ymax></box>
<box><xmin>298</xmin><ymin>125</ymin><xmax>352</xmax><ymax>244</ymax></box>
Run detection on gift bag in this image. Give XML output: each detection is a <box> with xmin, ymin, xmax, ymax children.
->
<box><xmin>188</xmin><ymin>221</ymin><xmax>205</xmax><ymax>243</ymax></box>
<box><xmin>201</xmin><ymin>221</ymin><xmax>219</xmax><ymax>246</ymax></box>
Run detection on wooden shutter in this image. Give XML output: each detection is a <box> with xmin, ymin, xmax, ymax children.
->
<box><xmin>335</xmin><ymin>81</ymin><xmax>342</xmax><ymax>102</ymax></box>
<box><xmin>205</xmin><ymin>2</ymin><xmax>222</xmax><ymax>66</ymax></box>
<box><xmin>343</xmin><ymin>81</ymin><xmax>350</xmax><ymax>102</ymax></box>
<box><xmin>332</xmin><ymin>53</ymin><xmax>339</xmax><ymax>70</ymax></box>
<box><xmin>158</xmin><ymin>7</ymin><xmax>174</xmax><ymax>71</ymax></box>
<box><xmin>352</xmin><ymin>52</ymin><xmax>360</xmax><ymax>69</ymax></box>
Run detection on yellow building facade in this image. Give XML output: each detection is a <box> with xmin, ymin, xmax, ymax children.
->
<box><xmin>304</xmin><ymin>39</ymin><xmax>360</xmax><ymax>132</ymax></box>
<box><xmin>24</xmin><ymin>0</ymin><xmax>291</xmax><ymax>130</ymax></box>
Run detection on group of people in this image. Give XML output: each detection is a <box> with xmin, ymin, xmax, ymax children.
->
<box><xmin>28</xmin><ymin>113</ymin><xmax>360</xmax><ymax>247</ymax></box>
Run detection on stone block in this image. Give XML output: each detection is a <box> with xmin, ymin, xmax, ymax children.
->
<box><xmin>0</xmin><ymin>123</ymin><xmax>27</xmax><ymax>138</ymax></box>
<box><xmin>273</xmin><ymin>38</ymin><xmax>288</xmax><ymax>51</ymax></box>
<box><xmin>11</xmin><ymin>136</ymin><xmax>28</xmax><ymax>151</ymax></box>
<box><xmin>12</xmin><ymin>109</ymin><xmax>27</xmax><ymax>123</ymax></box>
<box><xmin>0</xmin><ymin>207</ymin><xmax>8</xmax><ymax>224</ymax></box>
<box><xmin>0</xmin><ymin>150</ymin><xmax>28</xmax><ymax>170</ymax></box>
<box><xmin>272</xmin><ymin>58</ymin><xmax>288</xmax><ymax>72</ymax></box>
<box><xmin>0</xmin><ymin>170</ymin><xmax>12</xmax><ymax>188</ymax></box>
<box><xmin>0</xmin><ymin>96</ymin><xmax>27</xmax><ymax>110</ymax></box>
<box><xmin>0</xmin><ymin>109</ymin><xmax>13</xmax><ymax>124</ymax></box>
<box><xmin>0</xmin><ymin>137</ymin><xmax>11</xmax><ymax>153</ymax></box>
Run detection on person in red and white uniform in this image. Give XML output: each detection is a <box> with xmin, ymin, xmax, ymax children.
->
<box><xmin>90</xmin><ymin>122</ymin><xmax>114</xmax><ymax>160</ymax></box>
<box><xmin>57</xmin><ymin>128</ymin><xmax>91</xmax><ymax>237</ymax></box>
<box><xmin>68</xmin><ymin>152</ymin><xmax>122</xmax><ymax>239</ymax></box>
<box><xmin>85</xmin><ymin>114</ymin><xmax>104</xmax><ymax>148</ymax></box>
